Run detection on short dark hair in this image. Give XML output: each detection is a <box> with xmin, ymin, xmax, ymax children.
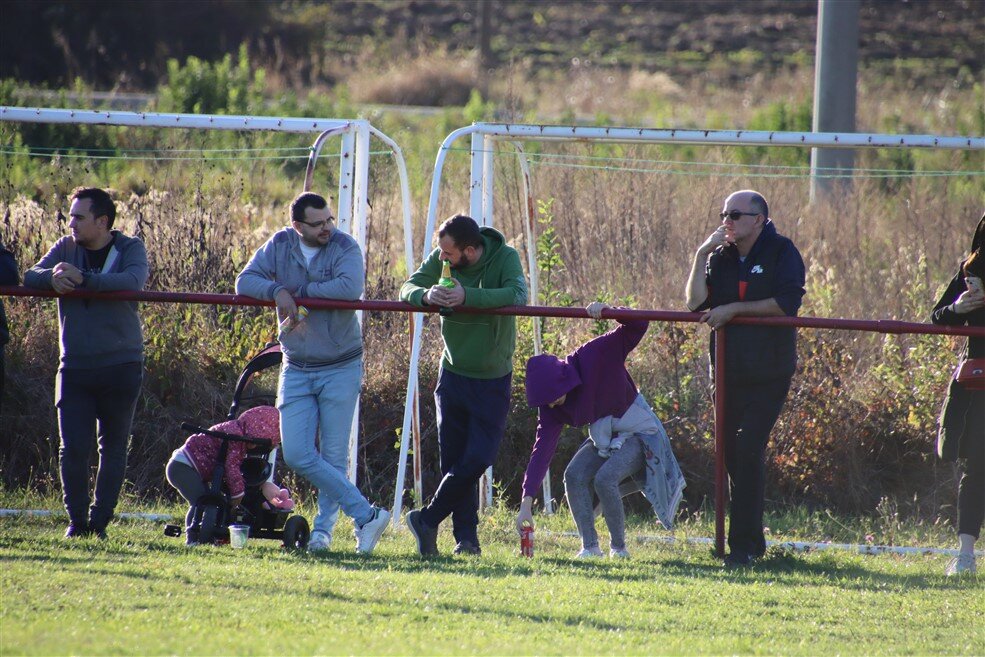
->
<box><xmin>290</xmin><ymin>192</ymin><xmax>328</xmax><ymax>223</ymax></box>
<box><xmin>71</xmin><ymin>187</ymin><xmax>116</xmax><ymax>229</ymax></box>
<box><xmin>749</xmin><ymin>192</ymin><xmax>769</xmax><ymax>220</ymax></box>
<box><xmin>438</xmin><ymin>214</ymin><xmax>482</xmax><ymax>250</ymax></box>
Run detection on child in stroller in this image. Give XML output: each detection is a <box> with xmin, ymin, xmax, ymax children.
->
<box><xmin>165</xmin><ymin>405</ymin><xmax>310</xmax><ymax>548</ymax></box>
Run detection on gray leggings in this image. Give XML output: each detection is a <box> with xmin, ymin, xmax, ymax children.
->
<box><xmin>564</xmin><ymin>436</ymin><xmax>644</xmax><ymax>551</ymax></box>
<box><xmin>165</xmin><ymin>459</ymin><xmax>206</xmax><ymax>528</ymax></box>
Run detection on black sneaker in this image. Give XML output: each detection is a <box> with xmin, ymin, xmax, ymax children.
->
<box><xmin>453</xmin><ymin>540</ymin><xmax>481</xmax><ymax>556</ymax></box>
<box><xmin>406</xmin><ymin>509</ymin><xmax>438</xmax><ymax>556</ymax></box>
<box><xmin>65</xmin><ymin>522</ymin><xmax>90</xmax><ymax>538</ymax></box>
<box><xmin>88</xmin><ymin>512</ymin><xmax>112</xmax><ymax>540</ymax></box>
<box><xmin>88</xmin><ymin>523</ymin><xmax>108</xmax><ymax>540</ymax></box>
<box><xmin>723</xmin><ymin>551</ymin><xmax>755</xmax><ymax>568</ymax></box>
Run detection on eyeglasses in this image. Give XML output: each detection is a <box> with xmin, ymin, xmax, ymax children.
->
<box><xmin>294</xmin><ymin>216</ymin><xmax>335</xmax><ymax>229</ymax></box>
<box><xmin>719</xmin><ymin>210</ymin><xmax>759</xmax><ymax>221</ymax></box>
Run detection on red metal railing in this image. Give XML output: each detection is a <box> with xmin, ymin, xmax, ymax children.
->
<box><xmin>3</xmin><ymin>285</ymin><xmax>982</xmax><ymax>556</ymax></box>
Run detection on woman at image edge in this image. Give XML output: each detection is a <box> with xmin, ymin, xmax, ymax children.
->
<box><xmin>932</xmin><ymin>214</ymin><xmax>985</xmax><ymax>575</ymax></box>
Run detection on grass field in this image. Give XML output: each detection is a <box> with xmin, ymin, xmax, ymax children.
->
<box><xmin>1</xmin><ymin>498</ymin><xmax>981</xmax><ymax>656</ymax></box>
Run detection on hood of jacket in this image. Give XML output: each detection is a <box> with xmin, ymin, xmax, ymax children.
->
<box><xmin>457</xmin><ymin>227</ymin><xmax>508</xmax><ymax>274</ymax></box>
<box><xmin>525</xmin><ymin>353</ymin><xmax>582</xmax><ymax>407</ymax></box>
<box><xmin>237</xmin><ymin>406</ymin><xmax>281</xmax><ymax>445</ymax></box>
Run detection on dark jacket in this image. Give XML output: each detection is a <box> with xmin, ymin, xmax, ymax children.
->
<box><xmin>0</xmin><ymin>243</ymin><xmax>18</xmax><ymax>347</ymax></box>
<box><xmin>699</xmin><ymin>220</ymin><xmax>806</xmax><ymax>383</ymax></box>
<box><xmin>24</xmin><ymin>231</ymin><xmax>147</xmax><ymax>369</ymax></box>
<box><xmin>932</xmin><ymin>213</ymin><xmax>985</xmax><ymax>462</ymax></box>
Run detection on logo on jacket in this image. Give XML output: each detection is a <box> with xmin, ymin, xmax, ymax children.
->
<box><xmin>750</xmin><ymin>265</ymin><xmax>764</xmax><ymax>274</ymax></box>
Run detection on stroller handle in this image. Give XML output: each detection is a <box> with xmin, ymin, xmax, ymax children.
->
<box><xmin>180</xmin><ymin>422</ymin><xmax>275</xmax><ymax>449</ymax></box>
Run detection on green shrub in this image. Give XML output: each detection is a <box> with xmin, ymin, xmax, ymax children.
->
<box><xmin>157</xmin><ymin>44</ymin><xmax>265</xmax><ymax>116</ymax></box>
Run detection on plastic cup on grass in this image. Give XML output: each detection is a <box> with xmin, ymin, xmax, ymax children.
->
<box><xmin>229</xmin><ymin>524</ymin><xmax>250</xmax><ymax>549</ymax></box>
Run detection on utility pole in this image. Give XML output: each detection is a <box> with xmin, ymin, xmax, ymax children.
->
<box><xmin>479</xmin><ymin>0</ymin><xmax>494</xmax><ymax>70</ymax></box>
<box><xmin>810</xmin><ymin>0</ymin><xmax>860</xmax><ymax>203</ymax></box>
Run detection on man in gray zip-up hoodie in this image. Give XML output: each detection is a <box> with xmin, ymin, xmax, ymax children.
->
<box><xmin>235</xmin><ymin>192</ymin><xmax>389</xmax><ymax>554</ymax></box>
<box><xmin>24</xmin><ymin>187</ymin><xmax>148</xmax><ymax>539</ymax></box>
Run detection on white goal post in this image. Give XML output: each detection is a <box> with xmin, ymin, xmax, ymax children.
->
<box><xmin>393</xmin><ymin>122</ymin><xmax>985</xmax><ymax>521</ymax></box>
<box><xmin>0</xmin><ymin>106</ymin><xmax>417</xmax><ymax>489</ymax></box>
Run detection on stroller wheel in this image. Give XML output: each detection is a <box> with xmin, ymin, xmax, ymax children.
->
<box><xmin>199</xmin><ymin>505</ymin><xmax>222</xmax><ymax>544</ymax></box>
<box><xmin>282</xmin><ymin>515</ymin><xmax>310</xmax><ymax>550</ymax></box>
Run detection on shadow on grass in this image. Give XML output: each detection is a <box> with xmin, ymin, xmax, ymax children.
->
<box><xmin>295</xmin><ymin>548</ymin><xmax>678</xmax><ymax>584</ymax></box>
<box><xmin>658</xmin><ymin>549</ymin><xmax>977</xmax><ymax>591</ymax></box>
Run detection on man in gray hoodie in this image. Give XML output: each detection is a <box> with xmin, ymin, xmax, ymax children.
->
<box><xmin>24</xmin><ymin>187</ymin><xmax>148</xmax><ymax>539</ymax></box>
<box><xmin>235</xmin><ymin>192</ymin><xmax>389</xmax><ymax>554</ymax></box>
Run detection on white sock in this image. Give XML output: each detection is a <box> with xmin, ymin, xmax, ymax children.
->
<box><xmin>958</xmin><ymin>533</ymin><xmax>976</xmax><ymax>555</ymax></box>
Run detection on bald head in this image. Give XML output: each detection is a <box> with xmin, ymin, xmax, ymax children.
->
<box><xmin>724</xmin><ymin>190</ymin><xmax>769</xmax><ymax>220</ymax></box>
<box><xmin>721</xmin><ymin>189</ymin><xmax>770</xmax><ymax>256</ymax></box>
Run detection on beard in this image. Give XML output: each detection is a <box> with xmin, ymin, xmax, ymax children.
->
<box><xmin>451</xmin><ymin>253</ymin><xmax>473</xmax><ymax>270</ymax></box>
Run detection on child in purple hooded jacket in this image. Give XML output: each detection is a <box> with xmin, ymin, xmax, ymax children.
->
<box><xmin>516</xmin><ymin>302</ymin><xmax>679</xmax><ymax>558</ymax></box>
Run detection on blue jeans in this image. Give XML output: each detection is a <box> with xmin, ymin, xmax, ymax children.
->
<box><xmin>277</xmin><ymin>358</ymin><xmax>373</xmax><ymax>539</ymax></box>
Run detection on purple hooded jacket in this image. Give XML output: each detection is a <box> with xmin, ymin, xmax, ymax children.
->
<box><xmin>521</xmin><ymin>317</ymin><xmax>648</xmax><ymax>498</ymax></box>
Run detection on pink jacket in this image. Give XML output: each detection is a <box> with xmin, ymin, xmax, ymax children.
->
<box><xmin>181</xmin><ymin>406</ymin><xmax>280</xmax><ymax>499</ymax></box>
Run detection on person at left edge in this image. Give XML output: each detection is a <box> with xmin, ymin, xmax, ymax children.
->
<box><xmin>24</xmin><ymin>187</ymin><xmax>148</xmax><ymax>539</ymax></box>
<box><xmin>0</xmin><ymin>240</ymin><xmax>18</xmax><ymax>416</ymax></box>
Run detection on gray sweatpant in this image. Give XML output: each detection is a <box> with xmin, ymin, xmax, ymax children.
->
<box><xmin>563</xmin><ymin>436</ymin><xmax>644</xmax><ymax>551</ymax></box>
<box><xmin>165</xmin><ymin>458</ymin><xmax>206</xmax><ymax>528</ymax></box>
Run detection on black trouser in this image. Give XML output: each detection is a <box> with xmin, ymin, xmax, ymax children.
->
<box><xmin>420</xmin><ymin>369</ymin><xmax>511</xmax><ymax>545</ymax></box>
<box><xmin>958</xmin><ymin>452</ymin><xmax>985</xmax><ymax>539</ymax></box>
<box><xmin>0</xmin><ymin>345</ymin><xmax>5</xmax><ymax>417</ymax></box>
<box><xmin>721</xmin><ymin>376</ymin><xmax>792</xmax><ymax>558</ymax></box>
<box><xmin>56</xmin><ymin>362</ymin><xmax>143</xmax><ymax>529</ymax></box>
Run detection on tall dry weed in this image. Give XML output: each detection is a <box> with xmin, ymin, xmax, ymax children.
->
<box><xmin>0</xmin><ymin>119</ymin><xmax>978</xmax><ymax>523</ymax></box>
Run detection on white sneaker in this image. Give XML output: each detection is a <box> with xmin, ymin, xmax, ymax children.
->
<box><xmin>307</xmin><ymin>532</ymin><xmax>332</xmax><ymax>553</ymax></box>
<box><xmin>575</xmin><ymin>546</ymin><xmax>604</xmax><ymax>559</ymax></box>
<box><xmin>354</xmin><ymin>507</ymin><xmax>390</xmax><ymax>554</ymax></box>
<box><xmin>609</xmin><ymin>547</ymin><xmax>631</xmax><ymax>559</ymax></box>
<box><xmin>946</xmin><ymin>553</ymin><xmax>977</xmax><ymax>576</ymax></box>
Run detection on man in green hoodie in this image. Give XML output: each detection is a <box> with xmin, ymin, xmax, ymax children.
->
<box><xmin>400</xmin><ymin>214</ymin><xmax>528</xmax><ymax>556</ymax></box>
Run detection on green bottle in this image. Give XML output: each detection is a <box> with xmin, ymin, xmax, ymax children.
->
<box><xmin>438</xmin><ymin>259</ymin><xmax>455</xmax><ymax>316</ymax></box>
<box><xmin>439</xmin><ymin>260</ymin><xmax>455</xmax><ymax>288</ymax></box>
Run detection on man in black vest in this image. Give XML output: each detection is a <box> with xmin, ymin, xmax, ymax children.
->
<box><xmin>685</xmin><ymin>189</ymin><xmax>806</xmax><ymax>567</ymax></box>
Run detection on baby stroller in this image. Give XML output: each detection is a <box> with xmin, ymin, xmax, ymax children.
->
<box><xmin>164</xmin><ymin>343</ymin><xmax>311</xmax><ymax>549</ymax></box>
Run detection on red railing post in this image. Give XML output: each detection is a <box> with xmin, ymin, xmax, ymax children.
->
<box><xmin>713</xmin><ymin>327</ymin><xmax>727</xmax><ymax>558</ymax></box>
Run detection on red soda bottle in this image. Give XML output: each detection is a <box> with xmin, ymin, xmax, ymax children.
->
<box><xmin>520</xmin><ymin>525</ymin><xmax>534</xmax><ymax>558</ymax></box>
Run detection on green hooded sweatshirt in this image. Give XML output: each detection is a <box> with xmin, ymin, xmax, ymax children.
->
<box><xmin>400</xmin><ymin>227</ymin><xmax>528</xmax><ymax>379</ymax></box>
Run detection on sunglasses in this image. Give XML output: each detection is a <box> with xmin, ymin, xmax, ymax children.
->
<box><xmin>294</xmin><ymin>216</ymin><xmax>335</xmax><ymax>229</ymax></box>
<box><xmin>719</xmin><ymin>210</ymin><xmax>759</xmax><ymax>221</ymax></box>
